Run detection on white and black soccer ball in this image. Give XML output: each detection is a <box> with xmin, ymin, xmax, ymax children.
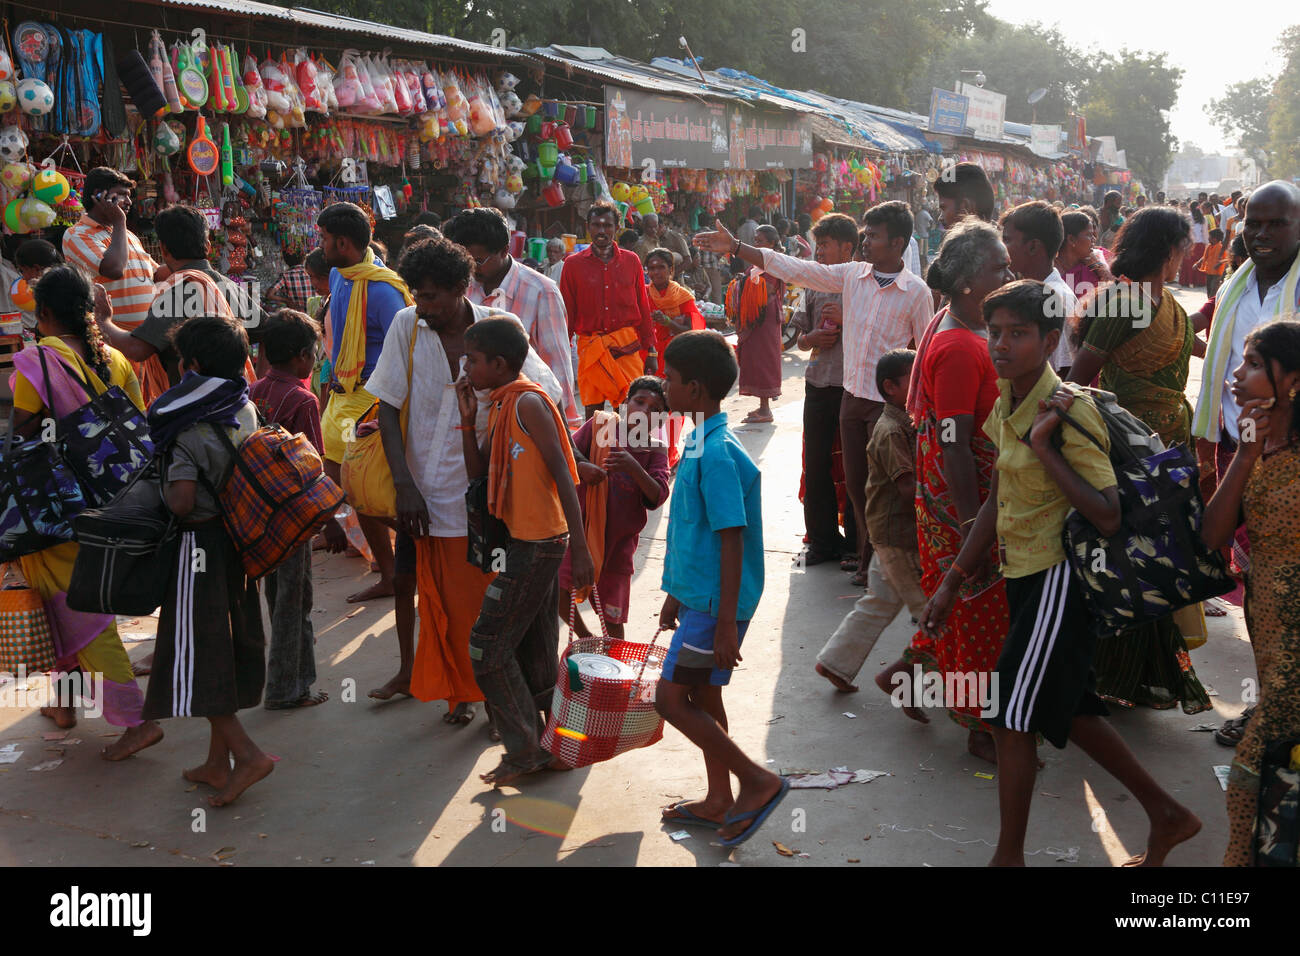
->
<box><xmin>17</xmin><ymin>78</ymin><xmax>54</xmax><ymax>117</ymax></box>
<box><xmin>0</xmin><ymin>124</ymin><xmax>28</xmax><ymax>163</ymax></box>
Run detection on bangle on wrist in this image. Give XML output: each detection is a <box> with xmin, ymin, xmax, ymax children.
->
<box><xmin>950</xmin><ymin>560</ymin><xmax>970</xmax><ymax>581</ymax></box>
<box><xmin>960</xmin><ymin>517</ymin><xmax>975</xmax><ymax>528</ymax></box>
<box><xmin>732</xmin><ymin>238</ymin><xmax>741</xmax><ymax>255</ymax></box>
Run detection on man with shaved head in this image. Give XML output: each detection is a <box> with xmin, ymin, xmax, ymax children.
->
<box><xmin>1193</xmin><ymin>180</ymin><xmax>1300</xmax><ymax>447</ymax></box>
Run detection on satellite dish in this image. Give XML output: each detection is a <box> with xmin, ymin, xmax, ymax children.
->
<box><xmin>1028</xmin><ymin>88</ymin><xmax>1048</xmax><ymax>105</ymax></box>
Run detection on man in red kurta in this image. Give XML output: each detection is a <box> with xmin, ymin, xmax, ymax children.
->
<box><xmin>560</xmin><ymin>201</ymin><xmax>657</xmax><ymax>418</ymax></box>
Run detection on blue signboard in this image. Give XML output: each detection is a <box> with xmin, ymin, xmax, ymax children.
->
<box><xmin>929</xmin><ymin>88</ymin><xmax>969</xmax><ymax>136</ymax></box>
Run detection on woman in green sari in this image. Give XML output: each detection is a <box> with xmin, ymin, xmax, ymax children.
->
<box><xmin>1067</xmin><ymin>207</ymin><xmax>1212</xmax><ymax>713</ymax></box>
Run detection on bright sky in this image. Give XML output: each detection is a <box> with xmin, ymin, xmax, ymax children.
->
<box><xmin>983</xmin><ymin>0</ymin><xmax>1290</xmax><ymax>155</ymax></box>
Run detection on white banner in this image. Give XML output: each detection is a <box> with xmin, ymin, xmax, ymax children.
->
<box><xmin>1029</xmin><ymin>124</ymin><xmax>1062</xmax><ymax>158</ymax></box>
<box><xmin>958</xmin><ymin>83</ymin><xmax>1006</xmax><ymax>141</ymax></box>
<box><xmin>1093</xmin><ymin>135</ymin><xmax>1120</xmax><ymax>167</ymax></box>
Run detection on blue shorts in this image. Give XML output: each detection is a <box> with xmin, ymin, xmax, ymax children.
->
<box><xmin>662</xmin><ymin>607</ymin><xmax>750</xmax><ymax>686</ymax></box>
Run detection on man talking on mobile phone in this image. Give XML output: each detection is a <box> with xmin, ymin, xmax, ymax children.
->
<box><xmin>62</xmin><ymin>167</ymin><xmax>166</xmax><ymax>384</ymax></box>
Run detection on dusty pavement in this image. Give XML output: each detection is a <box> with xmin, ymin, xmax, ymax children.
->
<box><xmin>0</xmin><ymin>285</ymin><xmax>1253</xmax><ymax>867</ymax></box>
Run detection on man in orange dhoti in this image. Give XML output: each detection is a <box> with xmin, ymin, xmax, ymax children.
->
<box><xmin>560</xmin><ymin>201</ymin><xmax>657</xmax><ymax>418</ymax></box>
<box><xmin>365</xmin><ymin>235</ymin><xmax>565</xmax><ymax>722</ymax></box>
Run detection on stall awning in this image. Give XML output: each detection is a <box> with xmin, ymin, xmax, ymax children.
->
<box><xmin>136</xmin><ymin>0</ymin><xmax>539</xmax><ymax>62</ymax></box>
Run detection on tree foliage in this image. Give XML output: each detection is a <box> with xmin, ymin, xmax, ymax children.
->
<box><xmin>1267</xmin><ymin>27</ymin><xmax>1300</xmax><ymax>180</ymax></box>
<box><xmin>1077</xmin><ymin>50</ymin><xmax>1182</xmax><ymax>188</ymax></box>
<box><xmin>1207</xmin><ymin>79</ymin><xmax>1272</xmax><ymax>170</ymax></box>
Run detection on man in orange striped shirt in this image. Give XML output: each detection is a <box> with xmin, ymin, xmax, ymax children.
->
<box><xmin>62</xmin><ymin>167</ymin><xmax>160</xmax><ymax>333</ymax></box>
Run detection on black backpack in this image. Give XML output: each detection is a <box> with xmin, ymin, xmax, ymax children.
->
<box><xmin>1056</xmin><ymin>386</ymin><xmax>1233</xmax><ymax>636</ymax></box>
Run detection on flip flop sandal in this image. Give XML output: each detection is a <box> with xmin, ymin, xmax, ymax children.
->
<box><xmin>265</xmin><ymin>690</ymin><xmax>328</xmax><ymax>710</ymax></box>
<box><xmin>718</xmin><ymin>778</ymin><xmax>790</xmax><ymax>848</ymax></box>
<box><xmin>661</xmin><ymin>801</ymin><xmax>722</xmax><ymax>829</ymax></box>
<box><xmin>840</xmin><ymin>556</ymin><xmax>859</xmax><ymax>572</ymax></box>
<box><xmin>1214</xmin><ymin>707</ymin><xmax>1255</xmax><ymax>747</ymax></box>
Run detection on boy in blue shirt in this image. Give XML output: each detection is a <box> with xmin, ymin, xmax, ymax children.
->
<box><xmin>921</xmin><ymin>280</ymin><xmax>1200</xmax><ymax>866</ymax></box>
<box><xmin>656</xmin><ymin>330</ymin><xmax>788</xmax><ymax>847</ymax></box>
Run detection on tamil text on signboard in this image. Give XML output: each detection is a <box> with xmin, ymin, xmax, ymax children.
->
<box><xmin>928</xmin><ymin>88</ymin><xmax>969</xmax><ymax>136</ymax></box>
<box><xmin>958</xmin><ymin>82</ymin><xmax>1007</xmax><ymax>142</ymax></box>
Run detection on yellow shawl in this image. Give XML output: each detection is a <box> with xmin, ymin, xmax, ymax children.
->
<box><xmin>334</xmin><ymin>249</ymin><xmax>414</xmax><ymax>393</ymax></box>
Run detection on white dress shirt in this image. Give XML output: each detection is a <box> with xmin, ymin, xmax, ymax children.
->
<box><xmin>366</xmin><ymin>303</ymin><xmax>561</xmax><ymax>536</ymax></box>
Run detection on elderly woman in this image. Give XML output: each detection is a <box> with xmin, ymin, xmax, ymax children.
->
<box><xmin>877</xmin><ymin>221</ymin><xmax>1013</xmax><ymax>762</ymax></box>
<box><xmin>1067</xmin><ymin>206</ymin><xmax>1212</xmax><ymax>714</ymax></box>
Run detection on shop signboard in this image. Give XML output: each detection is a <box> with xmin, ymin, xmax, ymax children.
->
<box><xmin>928</xmin><ymin>88</ymin><xmax>969</xmax><ymax>136</ymax></box>
<box><xmin>958</xmin><ymin>83</ymin><xmax>1006</xmax><ymax>141</ymax></box>
<box><xmin>1030</xmin><ymin>124</ymin><xmax>1062</xmax><ymax>158</ymax></box>
<box><xmin>604</xmin><ymin>86</ymin><xmax>812</xmax><ymax>170</ymax></box>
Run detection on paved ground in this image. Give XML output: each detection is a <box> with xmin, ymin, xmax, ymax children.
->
<box><xmin>0</xmin><ymin>284</ymin><xmax>1252</xmax><ymax>867</ymax></box>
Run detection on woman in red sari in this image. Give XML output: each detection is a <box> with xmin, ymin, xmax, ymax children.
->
<box><xmin>646</xmin><ymin>247</ymin><xmax>705</xmax><ymax>466</ymax></box>
<box><xmin>880</xmin><ymin>221</ymin><xmax>1013</xmax><ymax>763</ymax></box>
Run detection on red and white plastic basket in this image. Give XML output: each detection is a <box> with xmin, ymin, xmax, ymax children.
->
<box><xmin>541</xmin><ymin>588</ymin><xmax>666</xmax><ymax>769</ymax></box>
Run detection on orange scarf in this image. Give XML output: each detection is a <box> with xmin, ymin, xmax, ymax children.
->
<box><xmin>732</xmin><ymin>269</ymin><xmax>775</xmax><ymax>333</ymax></box>
<box><xmin>487</xmin><ymin>377</ymin><xmax>578</xmax><ymax>524</ymax></box>
<box><xmin>574</xmin><ymin>410</ymin><xmax>617</xmax><ymax>605</ymax></box>
<box><xmin>648</xmin><ymin>280</ymin><xmax>697</xmax><ymax>317</ymax></box>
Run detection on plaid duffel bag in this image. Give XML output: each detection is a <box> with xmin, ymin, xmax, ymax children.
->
<box><xmin>203</xmin><ymin>424</ymin><xmax>344</xmax><ymax>579</ymax></box>
<box><xmin>541</xmin><ymin>590</ymin><xmax>667</xmax><ymax>769</ymax></box>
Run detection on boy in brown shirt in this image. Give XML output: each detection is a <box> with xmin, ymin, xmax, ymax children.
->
<box><xmin>815</xmin><ymin>349</ymin><xmax>926</xmax><ymax>693</ymax></box>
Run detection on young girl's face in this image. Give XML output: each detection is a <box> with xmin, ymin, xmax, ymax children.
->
<box><xmin>1231</xmin><ymin>342</ymin><xmax>1291</xmax><ymax>407</ymax></box>
<box><xmin>646</xmin><ymin>257</ymin><xmax>671</xmax><ymax>288</ymax></box>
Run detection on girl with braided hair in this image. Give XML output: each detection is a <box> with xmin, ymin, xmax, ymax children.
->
<box><xmin>8</xmin><ymin>265</ymin><xmax>164</xmax><ymax>760</ymax></box>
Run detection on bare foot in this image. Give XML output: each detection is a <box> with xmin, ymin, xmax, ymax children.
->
<box><xmin>183</xmin><ymin>760</ymin><xmax>231</xmax><ymax>791</ymax></box>
<box><xmin>480</xmin><ymin>758</ymin><xmax>547</xmax><ymax>788</ymax></box>
<box><xmin>815</xmin><ymin>662</ymin><xmax>859</xmax><ymax>693</ymax></box>
<box><xmin>874</xmin><ymin>661</ymin><xmax>929</xmax><ymax>723</ymax></box>
<box><xmin>717</xmin><ymin>772</ymin><xmax>785</xmax><ymax>843</ymax></box>
<box><xmin>39</xmin><ymin>706</ymin><xmax>77</xmax><ymax>729</ymax></box>
<box><xmin>132</xmin><ymin>653</ymin><xmax>153</xmax><ymax>677</ymax></box>
<box><xmin>101</xmin><ymin>721</ymin><xmax>163</xmax><ymax>761</ymax></box>
<box><xmin>209</xmin><ymin>752</ymin><xmax>275</xmax><ymax>807</ymax></box>
<box><xmin>1123</xmin><ymin>805</ymin><xmax>1202</xmax><ymax>867</ymax></box>
<box><xmin>968</xmin><ymin>729</ymin><xmax>997</xmax><ymax>765</ymax></box>
<box><xmin>368</xmin><ymin>674</ymin><xmax>412</xmax><ymax>700</ymax></box>
<box><xmin>347</xmin><ymin>579</ymin><xmax>395</xmax><ymax>604</ymax></box>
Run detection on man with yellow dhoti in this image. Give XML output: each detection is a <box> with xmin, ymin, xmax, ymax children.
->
<box><xmin>560</xmin><ymin>201</ymin><xmax>657</xmax><ymax>418</ymax></box>
<box><xmin>317</xmin><ymin>202</ymin><xmax>413</xmax><ymax>603</ymax></box>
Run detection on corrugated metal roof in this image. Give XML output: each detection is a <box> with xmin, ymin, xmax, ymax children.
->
<box><xmin>795</xmin><ymin>90</ymin><xmax>938</xmax><ymax>153</ymax></box>
<box><xmin>137</xmin><ymin>0</ymin><xmax>536</xmax><ymax>61</ymax></box>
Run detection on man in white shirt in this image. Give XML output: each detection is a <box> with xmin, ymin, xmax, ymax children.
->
<box><xmin>444</xmin><ymin>208</ymin><xmax>580</xmax><ymax>427</ymax></box>
<box><xmin>364</xmin><ymin>234</ymin><xmax>561</xmax><ymax>710</ymax></box>
<box><xmin>695</xmin><ymin>199</ymin><xmax>933</xmax><ymax>578</ymax></box>
<box><xmin>904</xmin><ymin>235</ymin><xmax>921</xmax><ymax>277</ymax></box>
<box><xmin>1193</xmin><ymin>182</ymin><xmax>1300</xmax><ymax>451</ymax></box>
<box><xmin>1000</xmin><ymin>200</ymin><xmax>1079</xmax><ymax>376</ymax></box>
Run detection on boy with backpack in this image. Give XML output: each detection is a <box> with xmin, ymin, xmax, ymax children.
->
<box><xmin>250</xmin><ymin>309</ymin><xmax>346</xmax><ymax>709</ymax></box>
<box><xmin>142</xmin><ymin>316</ymin><xmax>272</xmax><ymax>808</ymax></box>
<box><xmin>920</xmin><ymin>280</ymin><xmax>1200</xmax><ymax>866</ymax></box>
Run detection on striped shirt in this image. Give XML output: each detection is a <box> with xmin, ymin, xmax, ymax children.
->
<box><xmin>471</xmin><ymin>256</ymin><xmax>579</xmax><ymax>426</ymax></box>
<box><xmin>62</xmin><ymin>215</ymin><xmax>159</xmax><ymax>328</ymax></box>
<box><xmin>759</xmin><ymin>249</ymin><xmax>933</xmax><ymax>401</ymax></box>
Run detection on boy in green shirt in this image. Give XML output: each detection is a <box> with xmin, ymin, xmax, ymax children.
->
<box><xmin>921</xmin><ymin>279</ymin><xmax>1201</xmax><ymax>867</ymax></box>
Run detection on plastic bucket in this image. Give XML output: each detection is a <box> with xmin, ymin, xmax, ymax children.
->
<box><xmin>527</xmin><ymin>237</ymin><xmax>547</xmax><ymax>260</ymax></box>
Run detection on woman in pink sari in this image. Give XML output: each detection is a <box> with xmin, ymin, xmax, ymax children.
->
<box><xmin>8</xmin><ymin>267</ymin><xmax>163</xmax><ymax>759</ymax></box>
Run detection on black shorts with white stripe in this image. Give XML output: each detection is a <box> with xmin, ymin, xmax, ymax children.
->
<box><xmin>990</xmin><ymin>560</ymin><xmax>1108</xmax><ymax>748</ymax></box>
